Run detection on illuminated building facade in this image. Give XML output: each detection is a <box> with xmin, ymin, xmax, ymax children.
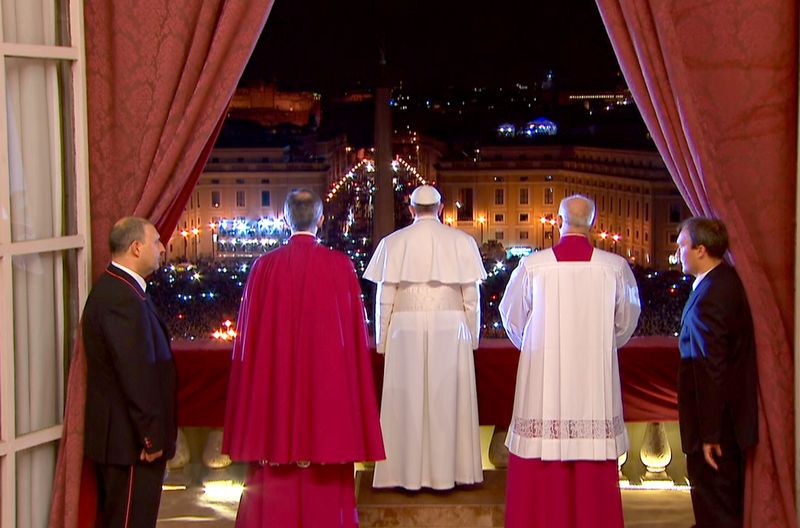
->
<box><xmin>229</xmin><ymin>83</ymin><xmax>322</xmax><ymax>128</ymax></box>
<box><xmin>167</xmin><ymin>141</ymin><xmax>347</xmax><ymax>261</ymax></box>
<box><xmin>435</xmin><ymin>145</ymin><xmax>690</xmax><ymax>269</ymax></box>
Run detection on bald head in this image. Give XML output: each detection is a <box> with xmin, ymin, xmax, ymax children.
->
<box><xmin>558</xmin><ymin>195</ymin><xmax>596</xmax><ymax>232</ymax></box>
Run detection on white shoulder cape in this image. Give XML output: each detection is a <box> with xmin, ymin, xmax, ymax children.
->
<box><xmin>364</xmin><ymin>219</ymin><xmax>487</xmax><ymax>284</ymax></box>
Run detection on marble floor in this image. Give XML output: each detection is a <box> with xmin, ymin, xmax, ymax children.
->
<box><xmin>156</xmin><ymin>470</ymin><xmax>695</xmax><ymax>527</ymax></box>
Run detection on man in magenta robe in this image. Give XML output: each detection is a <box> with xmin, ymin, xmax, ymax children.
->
<box><xmin>222</xmin><ymin>189</ymin><xmax>385</xmax><ymax>527</ymax></box>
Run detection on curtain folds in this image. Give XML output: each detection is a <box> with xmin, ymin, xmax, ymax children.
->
<box><xmin>595</xmin><ymin>1</ymin><xmax>798</xmax><ymax>526</ymax></box>
<box><xmin>85</xmin><ymin>0</ymin><xmax>274</xmax><ymax>279</ymax></box>
<box><xmin>49</xmin><ymin>2</ymin><xmax>273</xmax><ymax>526</ymax></box>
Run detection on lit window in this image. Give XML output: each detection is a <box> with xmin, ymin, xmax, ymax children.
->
<box><xmin>544</xmin><ymin>187</ymin><xmax>554</xmax><ymax>205</ymax></box>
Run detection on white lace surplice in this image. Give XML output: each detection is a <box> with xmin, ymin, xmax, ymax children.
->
<box><xmin>499</xmin><ymin>249</ymin><xmax>641</xmax><ymax>461</ymax></box>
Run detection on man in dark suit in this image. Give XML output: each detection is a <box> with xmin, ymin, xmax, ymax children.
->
<box><xmin>82</xmin><ymin>216</ymin><xmax>176</xmax><ymax>527</ymax></box>
<box><xmin>676</xmin><ymin>217</ymin><xmax>758</xmax><ymax>528</ymax></box>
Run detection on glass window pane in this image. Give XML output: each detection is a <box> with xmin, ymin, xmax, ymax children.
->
<box><xmin>494</xmin><ymin>189</ymin><xmax>503</xmax><ymax>205</ymax></box>
<box><xmin>16</xmin><ymin>441</ymin><xmax>58</xmax><ymax>528</ymax></box>
<box><xmin>1</xmin><ymin>0</ymin><xmax>70</xmax><ymax>46</ymax></box>
<box><xmin>13</xmin><ymin>249</ymin><xmax>79</xmax><ymax>434</ymax></box>
<box><xmin>457</xmin><ymin>188</ymin><xmax>473</xmax><ymax>221</ymax></box>
<box><xmin>7</xmin><ymin>57</ymin><xmax>77</xmax><ymax>242</ymax></box>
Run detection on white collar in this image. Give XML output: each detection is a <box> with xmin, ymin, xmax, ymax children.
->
<box><xmin>693</xmin><ymin>263</ymin><xmax>720</xmax><ymax>291</ymax></box>
<box><xmin>290</xmin><ymin>231</ymin><xmax>317</xmax><ymax>238</ymax></box>
<box><xmin>111</xmin><ymin>261</ymin><xmax>147</xmax><ymax>292</ymax></box>
<box><xmin>413</xmin><ymin>216</ymin><xmax>440</xmax><ymax>224</ymax></box>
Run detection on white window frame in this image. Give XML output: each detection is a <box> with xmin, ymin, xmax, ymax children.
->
<box><xmin>0</xmin><ymin>2</ymin><xmax>91</xmax><ymax>526</ymax></box>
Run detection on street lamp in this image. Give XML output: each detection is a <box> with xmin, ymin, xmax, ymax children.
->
<box><xmin>190</xmin><ymin>227</ymin><xmax>200</xmax><ymax>261</ymax></box>
<box><xmin>209</xmin><ymin>222</ymin><xmax>217</xmax><ymax>261</ymax></box>
<box><xmin>539</xmin><ymin>216</ymin><xmax>547</xmax><ymax>248</ymax></box>
<box><xmin>611</xmin><ymin>233</ymin><xmax>621</xmax><ymax>254</ymax></box>
<box><xmin>599</xmin><ymin>231</ymin><xmax>608</xmax><ymax>251</ymax></box>
<box><xmin>539</xmin><ymin>216</ymin><xmax>556</xmax><ymax>247</ymax></box>
<box><xmin>180</xmin><ymin>230</ymin><xmax>189</xmax><ymax>261</ymax></box>
<box><xmin>477</xmin><ymin>215</ymin><xmax>486</xmax><ymax>245</ymax></box>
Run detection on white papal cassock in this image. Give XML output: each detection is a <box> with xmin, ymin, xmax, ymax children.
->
<box><xmin>498</xmin><ymin>247</ymin><xmax>640</xmax><ymax>461</ymax></box>
<box><xmin>364</xmin><ymin>216</ymin><xmax>487</xmax><ymax>489</ymax></box>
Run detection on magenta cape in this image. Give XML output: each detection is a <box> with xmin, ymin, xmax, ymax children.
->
<box><xmin>222</xmin><ymin>235</ymin><xmax>385</xmax><ymax>463</ymax></box>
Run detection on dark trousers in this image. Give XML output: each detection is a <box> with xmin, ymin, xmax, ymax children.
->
<box><xmin>686</xmin><ymin>420</ymin><xmax>745</xmax><ymax>528</ymax></box>
<box><xmin>95</xmin><ymin>460</ymin><xmax>167</xmax><ymax>528</ymax></box>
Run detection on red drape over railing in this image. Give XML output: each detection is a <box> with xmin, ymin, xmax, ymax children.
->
<box><xmin>595</xmin><ymin>1</ymin><xmax>798</xmax><ymax>526</ymax></box>
<box><xmin>49</xmin><ymin>2</ymin><xmax>273</xmax><ymax>526</ymax></box>
<box><xmin>172</xmin><ymin>337</ymin><xmax>681</xmax><ymax>428</ymax></box>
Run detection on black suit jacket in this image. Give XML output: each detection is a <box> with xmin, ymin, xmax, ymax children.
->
<box><xmin>678</xmin><ymin>263</ymin><xmax>758</xmax><ymax>454</ymax></box>
<box><xmin>82</xmin><ymin>264</ymin><xmax>177</xmax><ymax>465</ymax></box>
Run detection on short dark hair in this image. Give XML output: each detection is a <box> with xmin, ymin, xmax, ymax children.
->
<box><xmin>284</xmin><ymin>189</ymin><xmax>323</xmax><ymax>231</ymax></box>
<box><xmin>109</xmin><ymin>216</ymin><xmax>150</xmax><ymax>255</ymax></box>
<box><xmin>412</xmin><ymin>203</ymin><xmax>439</xmax><ymax>215</ymax></box>
<box><xmin>679</xmin><ymin>217</ymin><xmax>729</xmax><ymax>258</ymax></box>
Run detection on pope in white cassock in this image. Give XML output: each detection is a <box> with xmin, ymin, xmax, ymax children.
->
<box><xmin>364</xmin><ymin>185</ymin><xmax>487</xmax><ymax>490</ymax></box>
<box><xmin>499</xmin><ymin>195</ymin><xmax>640</xmax><ymax>528</ymax></box>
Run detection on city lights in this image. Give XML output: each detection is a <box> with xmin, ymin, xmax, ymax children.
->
<box><xmin>150</xmin><ymin>250</ymin><xmax>691</xmax><ymax>341</ymax></box>
<box><xmin>212</xmin><ymin>320</ymin><xmax>237</xmax><ymax>341</ymax></box>
<box><xmin>325</xmin><ymin>156</ymin><xmax>427</xmax><ymax>204</ymax></box>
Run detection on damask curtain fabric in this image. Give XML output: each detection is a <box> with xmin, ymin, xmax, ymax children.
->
<box><xmin>595</xmin><ymin>1</ymin><xmax>798</xmax><ymax>526</ymax></box>
<box><xmin>85</xmin><ymin>0</ymin><xmax>274</xmax><ymax>279</ymax></box>
<box><xmin>157</xmin><ymin>109</ymin><xmax>228</xmax><ymax>251</ymax></box>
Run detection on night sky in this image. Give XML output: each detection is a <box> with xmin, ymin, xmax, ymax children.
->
<box><xmin>241</xmin><ymin>0</ymin><xmax>622</xmax><ymax>92</ymax></box>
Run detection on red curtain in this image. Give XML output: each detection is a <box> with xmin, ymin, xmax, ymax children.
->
<box><xmin>595</xmin><ymin>1</ymin><xmax>797</xmax><ymax>526</ymax></box>
<box><xmin>85</xmin><ymin>0</ymin><xmax>274</xmax><ymax>279</ymax></box>
<box><xmin>158</xmin><ymin>107</ymin><xmax>228</xmax><ymax>243</ymax></box>
<box><xmin>49</xmin><ymin>2</ymin><xmax>273</xmax><ymax>526</ymax></box>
